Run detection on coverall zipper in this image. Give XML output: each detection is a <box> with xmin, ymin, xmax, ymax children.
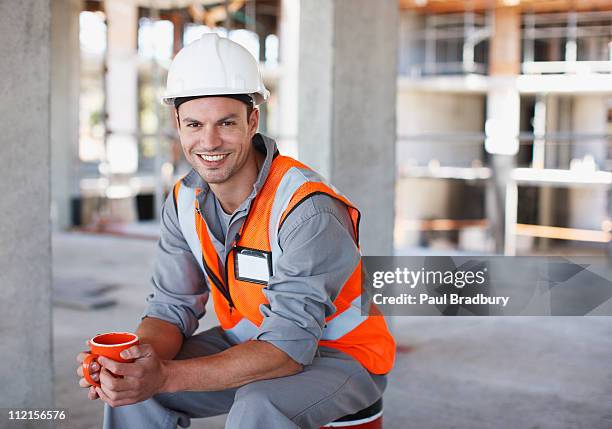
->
<box><xmin>196</xmin><ymin>188</ymin><xmax>253</xmax><ymax>313</ymax></box>
<box><xmin>200</xmin><ymin>248</ymin><xmax>235</xmax><ymax>310</ymax></box>
<box><xmin>196</xmin><ymin>206</ymin><xmax>236</xmax><ymax>311</ymax></box>
<box><xmin>223</xmin><ymin>232</ymin><xmax>242</xmax><ymax>314</ymax></box>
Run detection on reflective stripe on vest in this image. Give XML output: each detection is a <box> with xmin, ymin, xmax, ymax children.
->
<box><xmin>321</xmin><ymin>295</ymin><xmax>366</xmax><ymax>340</ymax></box>
<box><xmin>219</xmin><ymin>296</ymin><xmax>366</xmax><ymax>344</ymax></box>
<box><xmin>176</xmin><ymin>183</ymin><xmax>205</xmax><ymax>273</ymax></box>
<box><xmin>265</xmin><ymin>166</ymin><xmax>367</xmax><ymax>342</ymax></box>
<box><xmin>268</xmin><ymin>166</ymin><xmax>323</xmax><ymax>272</ymax></box>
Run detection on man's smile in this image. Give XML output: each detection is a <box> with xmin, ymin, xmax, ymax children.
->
<box><xmin>194</xmin><ymin>153</ymin><xmax>231</xmax><ymax>167</ymax></box>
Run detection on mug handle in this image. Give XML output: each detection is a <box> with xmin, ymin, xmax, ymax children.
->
<box><xmin>82</xmin><ymin>354</ymin><xmax>101</xmax><ymax>388</ymax></box>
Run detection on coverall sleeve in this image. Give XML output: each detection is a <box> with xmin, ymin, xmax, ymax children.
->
<box><xmin>254</xmin><ymin>194</ymin><xmax>360</xmax><ymax>366</ymax></box>
<box><xmin>141</xmin><ymin>190</ymin><xmax>209</xmax><ymax>338</ymax></box>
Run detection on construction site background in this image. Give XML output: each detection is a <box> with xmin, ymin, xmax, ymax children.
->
<box><xmin>1</xmin><ymin>1</ymin><xmax>612</xmax><ymax>428</ymax></box>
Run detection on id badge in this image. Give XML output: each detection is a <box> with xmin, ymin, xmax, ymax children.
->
<box><xmin>234</xmin><ymin>246</ymin><xmax>273</xmax><ymax>284</ymax></box>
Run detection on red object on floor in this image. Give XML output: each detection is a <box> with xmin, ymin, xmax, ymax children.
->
<box><xmin>320</xmin><ymin>399</ymin><xmax>383</xmax><ymax>428</ymax></box>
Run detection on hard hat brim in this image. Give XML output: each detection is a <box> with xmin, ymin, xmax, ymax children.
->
<box><xmin>161</xmin><ymin>88</ymin><xmax>269</xmax><ymax>106</ymax></box>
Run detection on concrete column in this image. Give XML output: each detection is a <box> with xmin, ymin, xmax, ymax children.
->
<box><xmin>398</xmin><ymin>11</ymin><xmax>424</xmax><ymax>77</ymax></box>
<box><xmin>105</xmin><ymin>0</ymin><xmax>139</xmax><ymax>221</ymax></box>
<box><xmin>106</xmin><ymin>0</ymin><xmax>138</xmax><ymax>174</ymax></box>
<box><xmin>51</xmin><ymin>0</ymin><xmax>81</xmax><ymax>230</ymax></box>
<box><xmin>485</xmin><ymin>84</ymin><xmax>520</xmax><ymax>157</ymax></box>
<box><xmin>276</xmin><ymin>0</ymin><xmax>300</xmax><ymax>158</ymax></box>
<box><xmin>569</xmin><ymin>95</ymin><xmax>608</xmax><ymax>231</ymax></box>
<box><xmin>557</xmin><ymin>96</ymin><xmax>573</xmax><ymax>169</ymax></box>
<box><xmin>571</xmin><ymin>96</ymin><xmax>608</xmax><ymax>165</ymax></box>
<box><xmin>489</xmin><ymin>153</ymin><xmax>515</xmax><ymax>254</ymax></box>
<box><xmin>298</xmin><ymin>0</ymin><xmax>398</xmax><ymax>256</ymax></box>
<box><xmin>486</xmin><ymin>6</ymin><xmax>520</xmax><ymax>254</ymax></box>
<box><xmin>544</xmin><ymin>94</ymin><xmax>560</xmax><ymax>169</ymax></box>
<box><xmin>0</xmin><ymin>0</ymin><xmax>53</xmax><ymax>408</ymax></box>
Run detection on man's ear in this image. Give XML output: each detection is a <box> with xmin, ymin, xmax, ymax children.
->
<box><xmin>174</xmin><ymin>108</ymin><xmax>180</xmax><ymax>129</ymax></box>
<box><xmin>248</xmin><ymin>108</ymin><xmax>260</xmax><ymax>136</ymax></box>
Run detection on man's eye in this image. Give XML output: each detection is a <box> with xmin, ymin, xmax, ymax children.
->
<box><xmin>221</xmin><ymin>121</ymin><xmax>235</xmax><ymax>127</ymax></box>
<box><xmin>186</xmin><ymin>123</ymin><xmax>200</xmax><ymax>128</ymax></box>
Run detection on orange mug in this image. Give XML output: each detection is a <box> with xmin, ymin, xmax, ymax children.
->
<box><xmin>82</xmin><ymin>332</ymin><xmax>139</xmax><ymax>388</ymax></box>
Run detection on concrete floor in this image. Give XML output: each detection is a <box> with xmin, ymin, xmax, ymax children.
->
<box><xmin>52</xmin><ymin>231</ymin><xmax>612</xmax><ymax>429</ymax></box>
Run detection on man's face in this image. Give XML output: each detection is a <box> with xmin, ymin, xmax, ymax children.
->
<box><xmin>177</xmin><ymin>97</ymin><xmax>258</xmax><ymax>185</ymax></box>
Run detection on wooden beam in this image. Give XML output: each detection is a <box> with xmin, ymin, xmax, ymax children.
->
<box><xmin>168</xmin><ymin>10</ymin><xmax>185</xmax><ymax>55</ymax></box>
<box><xmin>489</xmin><ymin>5</ymin><xmax>521</xmax><ymax>75</ymax></box>
<box><xmin>515</xmin><ymin>223</ymin><xmax>612</xmax><ymax>243</ymax></box>
<box><xmin>400</xmin><ymin>0</ymin><xmax>492</xmax><ymax>13</ymax></box>
<box><xmin>84</xmin><ymin>0</ymin><xmax>104</xmax><ymax>13</ymax></box>
<box><xmin>400</xmin><ymin>219</ymin><xmax>488</xmax><ymax>231</ymax></box>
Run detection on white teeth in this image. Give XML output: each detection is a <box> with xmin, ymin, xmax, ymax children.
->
<box><xmin>199</xmin><ymin>154</ymin><xmax>228</xmax><ymax>162</ymax></box>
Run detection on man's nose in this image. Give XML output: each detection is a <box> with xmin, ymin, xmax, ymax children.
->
<box><xmin>198</xmin><ymin>126</ymin><xmax>223</xmax><ymax>151</ymax></box>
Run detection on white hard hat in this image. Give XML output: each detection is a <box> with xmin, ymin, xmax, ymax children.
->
<box><xmin>162</xmin><ymin>33</ymin><xmax>269</xmax><ymax>106</ymax></box>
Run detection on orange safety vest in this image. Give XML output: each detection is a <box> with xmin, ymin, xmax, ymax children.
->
<box><xmin>174</xmin><ymin>155</ymin><xmax>395</xmax><ymax>374</ymax></box>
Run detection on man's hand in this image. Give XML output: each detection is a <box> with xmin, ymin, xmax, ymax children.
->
<box><xmin>76</xmin><ymin>348</ymin><xmax>101</xmax><ymax>401</ymax></box>
<box><xmin>95</xmin><ymin>344</ymin><xmax>169</xmax><ymax>408</ymax></box>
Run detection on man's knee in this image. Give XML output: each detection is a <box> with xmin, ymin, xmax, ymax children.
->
<box><xmin>233</xmin><ymin>382</ymin><xmax>279</xmax><ymax>412</ymax></box>
<box><xmin>227</xmin><ymin>383</ymin><xmax>299</xmax><ymax>429</ymax></box>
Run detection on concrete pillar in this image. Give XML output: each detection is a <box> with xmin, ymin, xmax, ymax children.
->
<box><xmin>556</xmin><ymin>96</ymin><xmax>573</xmax><ymax>169</ymax></box>
<box><xmin>105</xmin><ymin>0</ymin><xmax>139</xmax><ymax>221</ymax></box>
<box><xmin>276</xmin><ymin>0</ymin><xmax>300</xmax><ymax>158</ymax></box>
<box><xmin>298</xmin><ymin>0</ymin><xmax>397</xmax><ymax>256</ymax></box>
<box><xmin>0</xmin><ymin>0</ymin><xmax>53</xmax><ymax>408</ymax></box>
<box><xmin>571</xmin><ymin>96</ymin><xmax>608</xmax><ymax>165</ymax></box>
<box><xmin>485</xmin><ymin>82</ymin><xmax>520</xmax><ymax>157</ymax></box>
<box><xmin>537</xmin><ymin>96</ymin><xmax>552</xmax><ymax>251</ymax></box>
<box><xmin>51</xmin><ymin>0</ymin><xmax>81</xmax><ymax>230</ymax></box>
<box><xmin>398</xmin><ymin>11</ymin><xmax>425</xmax><ymax>77</ymax></box>
<box><xmin>569</xmin><ymin>95</ymin><xmax>608</xmax><ymax>231</ymax></box>
<box><xmin>106</xmin><ymin>0</ymin><xmax>138</xmax><ymax>175</ymax></box>
<box><xmin>544</xmin><ymin>94</ymin><xmax>560</xmax><ymax>169</ymax></box>
<box><xmin>486</xmin><ymin>6</ymin><xmax>520</xmax><ymax>254</ymax></box>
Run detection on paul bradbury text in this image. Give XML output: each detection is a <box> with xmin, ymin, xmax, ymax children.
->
<box><xmin>372</xmin><ymin>293</ymin><xmax>509</xmax><ymax>307</ymax></box>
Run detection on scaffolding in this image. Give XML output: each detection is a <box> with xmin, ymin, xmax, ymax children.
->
<box><xmin>400</xmin><ymin>8</ymin><xmax>612</xmax><ymax>78</ymax></box>
<box><xmin>522</xmin><ymin>10</ymin><xmax>612</xmax><ymax>74</ymax></box>
<box><xmin>399</xmin><ymin>11</ymin><xmax>492</xmax><ymax>77</ymax></box>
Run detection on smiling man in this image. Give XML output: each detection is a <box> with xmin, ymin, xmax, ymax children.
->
<box><xmin>176</xmin><ymin>95</ymin><xmax>262</xmax><ymax>213</ymax></box>
<box><xmin>76</xmin><ymin>34</ymin><xmax>395</xmax><ymax>429</ymax></box>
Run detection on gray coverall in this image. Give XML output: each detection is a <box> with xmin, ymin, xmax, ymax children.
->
<box><xmin>103</xmin><ymin>135</ymin><xmax>387</xmax><ymax>429</ymax></box>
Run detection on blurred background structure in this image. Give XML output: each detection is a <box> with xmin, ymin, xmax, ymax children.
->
<box><xmin>397</xmin><ymin>0</ymin><xmax>612</xmax><ymax>257</ymax></box>
<box><xmin>47</xmin><ymin>0</ymin><xmax>612</xmax><ymax>257</ymax></box>
<box><xmin>1</xmin><ymin>0</ymin><xmax>612</xmax><ymax>428</ymax></box>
